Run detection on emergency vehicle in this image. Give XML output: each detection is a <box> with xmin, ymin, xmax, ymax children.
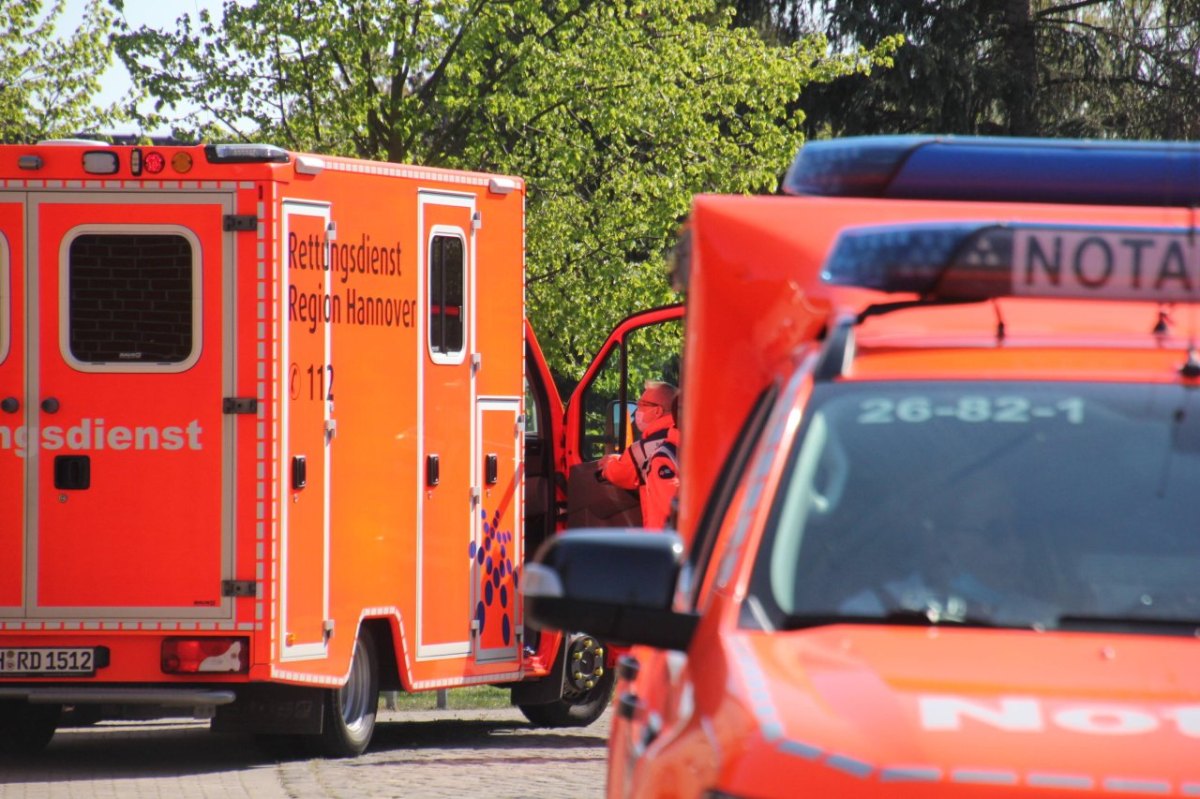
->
<box><xmin>0</xmin><ymin>139</ymin><xmax>673</xmax><ymax>756</ymax></box>
<box><xmin>526</xmin><ymin>136</ymin><xmax>1200</xmax><ymax>797</ymax></box>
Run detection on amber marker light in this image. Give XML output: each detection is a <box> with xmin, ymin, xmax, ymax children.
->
<box><xmin>171</xmin><ymin>152</ymin><xmax>194</xmax><ymax>174</ymax></box>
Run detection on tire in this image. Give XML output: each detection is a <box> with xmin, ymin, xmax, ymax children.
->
<box><xmin>518</xmin><ymin>634</ymin><xmax>616</xmax><ymax>728</ymax></box>
<box><xmin>0</xmin><ymin>701</ymin><xmax>61</xmax><ymax>754</ymax></box>
<box><xmin>519</xmin><ymin>668</ymin><xmax>615</xmax><ymax>727</ymax></box>
<box><xmin>312</xmin><ymin>631</ymin><xmax>379</xmax><ymax>758</ymax></box>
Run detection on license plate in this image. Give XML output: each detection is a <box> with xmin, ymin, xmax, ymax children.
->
<box><xmin>0</xmin><ymin>647</ymin><xmax>96</xmax><ymax>676</ymax></box>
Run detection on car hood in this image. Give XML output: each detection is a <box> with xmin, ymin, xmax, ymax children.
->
<box><xmin>728</xmin><ymin>626</ymin><xmax>1200</xmax><ymax>792</ymax></box>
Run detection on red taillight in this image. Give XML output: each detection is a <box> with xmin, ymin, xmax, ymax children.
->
<box><xmin>161</xmin><ymin>637</ymin><xmax>249</xmax><ymax>674</ymax></box>
<box><xmin>143</xmin><ymin>151</ymin><xmax>166</xmax><ymax>174</ymax></box>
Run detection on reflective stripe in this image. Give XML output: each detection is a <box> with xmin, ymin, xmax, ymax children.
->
<box><xmin>629</xmin><ymin>433</ymin><xmax>677</xmax><ymax>486</ymax></box>
<box><xmin>880</xmin><ymin>767</ymin><xmax>942</xmax><ymax>783</ymax></box>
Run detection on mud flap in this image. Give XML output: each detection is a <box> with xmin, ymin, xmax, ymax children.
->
<box><xmin>510</xmin><ymin>635</ymin><xmax>569</xmax><ymax>706</ymax></box>
<box><xmin>212</xmin><ymin>685</ymin><xmax>325</xmax><ymax>735</ymax></box>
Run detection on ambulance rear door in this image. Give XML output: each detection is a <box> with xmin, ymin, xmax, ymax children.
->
<box><xmin>0</xmin><ymin>197</ymin><xmax>24</xmax><ymax>613</ymax></box>
<box><xmin>17</xmin><ymin>192</ymin><xmax>235</xmax><ymax>620</ymax></box>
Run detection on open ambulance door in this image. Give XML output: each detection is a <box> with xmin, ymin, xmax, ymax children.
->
<box><xmin>523</xmin><ymin>304</ymin><xmax>685</xmax><ymax>547</ymax></box>
<box><xmin>514</xmin><ymin>305</ymin><xmax>683</xmax><ymax>726</ymax></box>
<box><xmin>561</xmin><ymin>305</ymin><xmax>685</xmax><ymax>530</ymax></box>
<box><xmin>522</xmin><ymin>322</ymin><xmax>564</xmax><ymax>563</ymax></box>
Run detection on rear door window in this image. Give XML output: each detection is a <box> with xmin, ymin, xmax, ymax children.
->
<box><xmin>64</xmin><ymin>230</ymin><xmax>199</xmax><ymax>370</ymax></box>
<box><xmin>428</xmin><ymin>232</ymin><xmax>465</xmax><ymax>360</ymax></box>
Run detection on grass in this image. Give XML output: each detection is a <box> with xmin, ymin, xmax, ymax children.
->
<box><xmin>379</xmin><ymin>685</ymin><xmax>513</xmax><ymax>711</ymax></box>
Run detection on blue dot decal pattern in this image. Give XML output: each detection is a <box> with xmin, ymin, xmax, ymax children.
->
<box><xmin>469</xmin><ymin>505</ymin><xmax>517</xmax><ymax>647</ymax></box>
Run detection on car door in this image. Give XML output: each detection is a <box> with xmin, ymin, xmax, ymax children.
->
<box><xmin>518</xmin><ymin>303</ymin><xmax>685</xmax><ymax>729</ymax></box>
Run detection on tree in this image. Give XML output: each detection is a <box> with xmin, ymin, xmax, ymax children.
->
<box><xmin>735</xmin><ymin>0</ymin><xmax>1045</xmax><ymax>136</ymax></box>
<box><xmin>731</xmin><ymin>0</ymin><xmax>1200</xmax><ymax>141</ymax></box>
<box><xmin>1035</xmin><ymin>0</ymin><xmax>1200</xmax><ymax>139</ymax></box>
<box><xmin>0</xmin><ymin>0</ymin><xmax>128</xmax><ymax>143</ymax></box>
<box><xmin>114</xmin><ymin>0</ymin><xmax>897</xmax><ymax>374</ymax></box>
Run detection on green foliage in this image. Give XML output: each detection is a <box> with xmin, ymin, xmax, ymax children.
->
<box><xmin>745</xmin><ymin>0</ymin><xmax>1044</xmax><ymax>136</ymax></box>
<box><xmin>114</xmin><ymin>0</ymin><xmax>896</xmax><ymax>375</ymax></box>
<box><xmin>474</xmin><ymin>3</ymin><xmax>896</xmax><ymax>376</ymax></box>
<box><xmin>733</xmin><ymin>0</ymin><xmax>1200</xmax><ymax>140</ymax></box>
<box><xmin>0</xmin><ymin>0</ymin><xmax>127</xmax><ymax>143</ymax></box>
<box><xmin>1035</xmin><ymin>0</ymin><xmax>1200</xmax><ymax>139</ymax></box>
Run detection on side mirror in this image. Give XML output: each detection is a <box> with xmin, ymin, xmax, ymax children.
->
<box><xmin>523</xmin><ymin>529</ymin><xmax>699</xmax><ymax>651</ymax></box>
<box><xmin>602</xmin><ymin>400</ymin><xmax>638</xmax><ymax>455</ymax></box>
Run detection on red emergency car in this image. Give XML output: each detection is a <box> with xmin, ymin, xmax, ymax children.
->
<box><xmin>528</xmin><ymin>136</ymin><xmax>1200</xmax><ymax>797</ymax></box>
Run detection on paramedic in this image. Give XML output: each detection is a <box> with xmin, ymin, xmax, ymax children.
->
<box><xmin>600</xmin><ymin>381</ymin><xmax>680</xmax><ymax>529</ymax></box>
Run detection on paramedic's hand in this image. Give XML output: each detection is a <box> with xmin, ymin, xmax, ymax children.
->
<box><xmin>595</xmin><ymin>455</ymin><xmax>617</xmax><ymax>483</ymax></box>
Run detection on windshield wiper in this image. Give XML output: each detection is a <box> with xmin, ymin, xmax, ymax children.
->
<box><xmin>1054</xmin><ymin>615</ymin><xmax>1200</xmax><ymax>636</ymax></box>
<box><xmin>778</xmin><ymin>609</ymin><xmax>1000</xmax><ymax>631</ymax></box>
<box><xmin>877</xmin><ymin>607</ymin><xmax>1000</xmax><ymax>627</ymax></box>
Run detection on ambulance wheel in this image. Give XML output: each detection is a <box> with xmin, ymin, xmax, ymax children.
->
<box><xmin>314</xmin><ymin>632</ymin><xmax>379</xmax><ymax>758</ymax></box>
<box><xmin>519</xmin><ymin>634</ymin><xmax>615</xmax><ymax>727</ymax></box>
<box><xmin>0</xmin><ymin>701</ymin><xmax>61</xmax><ymax>754</ymax></box>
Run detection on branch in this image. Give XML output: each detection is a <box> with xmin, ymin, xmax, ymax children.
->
<box><xmin>1036</xmin><ymin>0</ymin><xmax>1114</xmax><ymax>19</ymax></box>
<box><xmin>398</xmin><ymin>0</ymin><xmax>488</xmax><ymax>157</ymax></box>
<box><xmin>292</xmin><ymin>36</ymin><xmax>324</xmax><ymax>149</ymax></box>
<box><xmin>266</xmin><ymin>23</ymin><xmax>296</xmax><ymax>147</ymax></box>
<box><xmin>383</xmin><ymin>4</ymin><xmax>422</xmax><ymax>160</ymax></box>
<box><xmin>423</xmin><ymin>0</ymin><xmax>600</xmax><ymax>162</ymax></box>
<box><xmin>322</xmin><ymin>11</ymin><xmax>376</xmax><ymax>156</ymax></box>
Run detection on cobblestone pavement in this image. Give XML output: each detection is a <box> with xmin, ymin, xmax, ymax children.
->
<box><xmin>0</xmin><ymin>708</ymin><xmax>612</xmax><ymax>799</ymax></box>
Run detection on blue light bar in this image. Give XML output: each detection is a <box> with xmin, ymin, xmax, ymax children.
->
<box><xmin>823</xmin><ymin>222</ymin><xmax>1200</xmax><ymax>303</ymax></box>
<box><xmin>822</xmin><ymin>223</ymin><xmax>985</xmax><ymax>293</ymax></box>
<box><xmin>785</xmin><ymin>136</ymin><xmax>1200</xmax><ymax>207</ymax></box>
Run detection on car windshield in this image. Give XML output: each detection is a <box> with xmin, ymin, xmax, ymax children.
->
<box><xmin>747</xmin><ymin>381</ymin><xmax>1200</xmax><ymax>633</ymax></box>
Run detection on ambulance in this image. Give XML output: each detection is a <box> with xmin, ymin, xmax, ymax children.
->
<box><xmin>0</xmin><ymin>139</ymin><xmax>681</xmax><ymax>756</ymax></box>
<box><xmin>525</xmin><ymin>136</ymin><xmax>1200</xmax><ymax>797</ymax></box>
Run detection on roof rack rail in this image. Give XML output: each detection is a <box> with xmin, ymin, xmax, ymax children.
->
<box><xmin>784</xmin><ymin>135</ymin><xmax>1200</xmax><ymax>207</ymax></box>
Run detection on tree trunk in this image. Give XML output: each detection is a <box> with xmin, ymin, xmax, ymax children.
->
<box><xmin>1003</xmin><ymin>0</ymin><xmax>1038</xmax><ymax>135</ymax></box>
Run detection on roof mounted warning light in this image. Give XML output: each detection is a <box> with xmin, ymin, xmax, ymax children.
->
<box><xmin>785</xmin><ymin>135</ymin><xmax>1200</xmax><ymax>207</ymax></box>
<box><xmin>823</xmin><ymin>222</ymin><xmax>1200</xmax><ymax>304</ymax></box>
<box><xmin>204</xmin><ymin>143</ymin><xmax>290</xmax><ymax>164</ymax></box>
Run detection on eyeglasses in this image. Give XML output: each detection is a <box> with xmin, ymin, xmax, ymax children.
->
<box><xmin>636</xmin><ymin>400</ymin><xmax>661</xmax><ymax>409</ymax></box>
